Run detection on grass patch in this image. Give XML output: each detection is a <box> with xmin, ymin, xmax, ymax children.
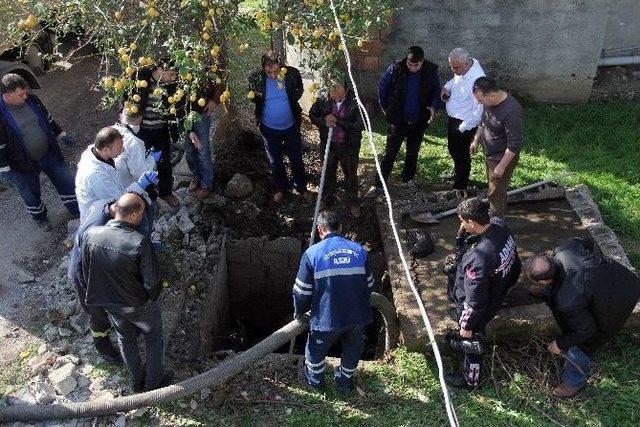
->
<box><xmin>361</xmin><ymin>101</ymin><xmax>640</xmax><ymax>268</ymax></box>
<box><xmin>0</xmin><ymin>357</ymin><xmax>29</xmax><ymax>398</ymax></box>
<box><xmin>132</xmin><ymin>334</ymin><xmax>640</xmax><ymax>426</ymax></box>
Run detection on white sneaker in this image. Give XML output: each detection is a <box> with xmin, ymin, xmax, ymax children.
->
<box><xmin>364</xmin><ymin>185</ymin><xmax>381</xmax><ymax>198</ymax></box>
<box><xmin>404</xmin><ymin>180</ymin><xmax>417</xmax><ymax>190</ymax></box>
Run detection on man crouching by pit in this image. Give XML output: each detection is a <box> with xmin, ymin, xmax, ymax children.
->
<box><xmin>293</xmin><ymin>210</ymin><xmax>374</xmax><ymax>393</ymax></box>
<box><xmin>444</xmin><ymin>198</ymin><xmax>521</xmax><ymax>389</ymax></box>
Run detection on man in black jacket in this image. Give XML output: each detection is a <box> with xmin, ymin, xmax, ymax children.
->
<box><xmin>248</xmin><ymin>50</ymin><xmax>313</xmax><ymax>203</ymax></box>
<box><xmin>309</xmin><ymin>81</ymin><xmax>363</xmax><ymax>217</ymax></box>
<box><xmin>81</xmin><ymin>193</ymin><xmax>172</xmax><ymax>392</ymax></box>
<box><xmin>134</xmin><ymin>61</ymin><xmax>181</xmax><ymax>207</ymax></box>
<box><xmin>0</xmin><ymin>73</ymin><xmax>78</xmax><ymax>229</ymax></box>
<box><xmin>524</xmin><ymin>238</ymin><xmax>640</xmax><ymax>398</ymax></box>
<box><xmin>446</xmin><ymin>198</ymin><xmax>521</xmax><ymax>389</ymax></box>
<box><xmin>366</xmin><ymin>46</ymin><xmax>441</xmax><ymax>196</ymax></box>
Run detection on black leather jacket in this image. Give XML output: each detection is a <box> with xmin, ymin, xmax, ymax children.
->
<box><xmin>545</xmin><ymin>238</ymin><xmax>640</xmax><ymax>353</ymax></box>
<box><xmin>81</xmin><ymin>220</ymin><xmax>160</xmax><ymax>309</ymax></box>
<box><xmin>309</xmin><ymin>95</ymin><xmax>363</xmax><ymax>149</ymax></box>
<box><xmin>248</xmin><ymin>65</ymin><xmax>303</xmax><ymax>126</ymax></box>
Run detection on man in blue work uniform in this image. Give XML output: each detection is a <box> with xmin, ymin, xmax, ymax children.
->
<box><xmin>293</xmin><ymin>210</ymin><xmax>374</xmax><ymax>392</ymax></box>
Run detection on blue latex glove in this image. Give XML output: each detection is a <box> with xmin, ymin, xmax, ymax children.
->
<box><xmin>59</xmin><ymin>133</ymin><xmax>76</xmax><ymax>146</ymax></box>
<box><xmin>137</xmin><ymin>170</ymin><xmax>159</xmax><ymax>189</ymax></box>
<box><xmin>150</xmin><ymin>149</ymin><xmax>163</xmax><ymax>163</ymax></box>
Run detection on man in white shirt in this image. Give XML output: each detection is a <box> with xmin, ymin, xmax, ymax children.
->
<box><xmin>75</xmin><ymin>127</ymin><xmax>157</xmax><ymax>222</ymax></box>
<box><xmin>113</xmin><ymin>109</ymin><xmax>161</xmax><ymax>188</ymax></box>
<box><xmin>441</xmin><ymin>48</ymin><xmax>485</xmax><ymax>191</ymax></box>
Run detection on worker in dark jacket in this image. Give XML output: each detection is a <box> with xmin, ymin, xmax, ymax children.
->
<box><xmin>309</xmin><ymin>81</ymin><xmax>363</xmax><ymax>217</ymax></box>
<box><xmin>132</xmin><ymin>60</ymin><xmax>181</xmax><ymax>207</ymax></box>
<box><xmin>248</xmin><ymin>50</ymin><xmax>313</xmax><ymax>204</ymax></box>
<box><xmin>0</xmin><ymin>73</ymin><xmax>78</xmax><ymax>229</ymax></box>
<box><xmin>68</xmin><ymin>200</ymin><xmax>121</xmax><ymax>365</ymax></box>
<box><xmin>366</xmin><ymin>46</ymin><xmax>441</xmax><ymax>196</ymax></box>
<box><xmin>524</xmin><ymin>238</ymin><xmax>640</xmax><ymax>398</ymax></box>
<box><xmin>81</xmin><ymin>193</ymin><xmax>172</xmax><ymax>392</ymax></box>
<box><xmin>293</xmin><ymin>210</ymin><xmax>373</xmax><ymax>393</ymax></box>
<box><xmin>446</xmin><ymin>197</ymin><xmax>521</xmax><ymax>389</ymax></box>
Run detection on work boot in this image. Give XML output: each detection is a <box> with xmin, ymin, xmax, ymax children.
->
<box><xmin>93</xmin><ymin>337</ymin><xmax>122</xmax><ymax>366</ymax></box>
<box><xmin>364</xmin><ymin>185</ymin><xmax>381</xmax><ymax>198</ymax></box>
<box><xmin>552</xmin><ymin>383</ymin><xmax>583</xmax><ymax>398</ymax></box>
<box><xmin>160</xmin><ymin>193</ymin><xmax>180</xmax><ymax>207</ymax></box>
<box><xmin>444</xmin><ymin>373</ymin><xmax>477</xmax><ymax>390</ymax></box>
<box><xmin>35</xmin><ymin>218</ymin><xmax>52</xmax><ymax>232</ymax></box>
<box><xmin>145</xmin><ymin>370</ymin><xmax>175</xmax><ymax>391</ymax></box>
<box><xmin>273</xmin><ymin>191</ymin><xmax>285</xmax><ymax>203</ymax></box>
<box><xmin>188</xmin><ymin>179</ymin><xmax>200</xmax><ymax>192</ymax></box>
<box><xmin>297</xmin><ymin>365</ymin><xmax>322</xmax><ymax>392</ymax></box>
<box><xmin>196</xmin><ymin>187</ymin><xmax>211</xmax><ymax>200</ymax></box>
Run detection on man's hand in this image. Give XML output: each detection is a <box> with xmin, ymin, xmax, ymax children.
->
<box><xmin>470</xmin><ymin>141</ymin><xmax>478</xmax><ymax>156</ymax></box>
<box><xmin>189</xmin><ymin>132</ymin><xmax>203</xmax><ymax>151</ymax></box>
<box><xmin>459</xmin><ymin>328</ymin><xmax>473</xmax><ymax>339</ymax></box>
<box><xmin>427</xmin><ymin>107</ymin><xmax>436</xmax><ymax>125</ymax></box>
<box><xmin>492</xmin><ymin>163</ymin><xmax>506</xmax><ymax>180</ymax></box>
<box><xmin>58</xmin><ymin>132</ymin><xmax>76</xmax><ymax>146</ymax></box>
<box><xmin>325</xmin><ymin>113</ymin><xmax>337</xmax><ymax>128</ymax></box>
<box><xmin>547</xmin><ymin>340</ymin><xmax>563</xmax><ymax>356</ymax></box>
<box><xmin>440</xmin><ymin>88</ymin><xmax>451</xmax><ymax>102</ymax></box>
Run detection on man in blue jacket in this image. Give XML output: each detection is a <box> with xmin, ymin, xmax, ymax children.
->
<box><xmin>366</xmin><ymin>46</ymin><xmax>441</xmax><ymax>196</ymax></box>
<box><xmin>293</xmin><ymin>210</ymin><xmax>374</xmax><ymax>392</ymax></box>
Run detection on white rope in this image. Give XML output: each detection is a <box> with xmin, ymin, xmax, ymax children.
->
<box><xmin>327</xmin><ymin>2</ymin><xmax>460</xmax><ymax>426</ymax></box>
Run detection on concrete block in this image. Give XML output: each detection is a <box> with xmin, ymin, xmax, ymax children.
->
<box><xmin>48</xmin><ymin>362</ymin><xmax>77</xmax><ymax>396</ymax></box>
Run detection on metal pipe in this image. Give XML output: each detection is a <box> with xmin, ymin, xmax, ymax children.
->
<box><xmin>599</xmin><ymin>56</ymin><xmax>640</xmax><ymax>67</ymax></box>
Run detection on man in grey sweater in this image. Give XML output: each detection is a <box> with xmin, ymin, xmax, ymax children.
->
<box><xmin>470</xmin><ymin>77</ymin><xmax>523</xmax><ymax>218</ymax></box>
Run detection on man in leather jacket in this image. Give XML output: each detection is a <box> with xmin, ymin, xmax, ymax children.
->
<box><xmin>248</xmin><ymin>50</ymin><xmax>313</xmax><ymax>203</ymax></box>
<box><xmin>309</xmin><ymin>81</ymin><xmax>364</xmax><ymax>217</ymax></box>
<box><xmin>80</xmin><ymin>193</ymin><xmax>172</xmax><ymax>392</ymax></box>
<box><xmin>445</xmin><ymin>198</ymin><xmax>521</xmax><ymax>389</ymax></box>
<box><xmin>524</xmin><ymin>238</ymin><xmax>640</xmax><ymax>398</ymax></box>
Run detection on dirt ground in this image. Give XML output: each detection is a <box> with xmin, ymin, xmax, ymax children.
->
<box><xmin>0</xmin><ymin>54</ymin><xmax>115</xmax><ymax>366</ymax></box>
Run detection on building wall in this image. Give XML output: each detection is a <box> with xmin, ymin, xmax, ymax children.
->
<box><xmin>289</xmin><ymin>0</ymin><xmax>612</xmax><ymax>105</ymax></box>
<box><xmin>603</xmin><ymin>0</ymin><xmax>640</xmax><ymax>51</ymax></box>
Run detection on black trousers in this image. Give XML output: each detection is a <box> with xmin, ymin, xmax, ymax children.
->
<box><xmin>139</xmin><ymin>126</ymin><xmax>173</xmax><ymax>197</ymax></box>
<box><xmin>375</xmin><ymin>121</ymin><xmax>427</xmax><ymax>187</ymax></box>
<box><xmin>447</xmin><ymin>117</ymin><xmax>476</xmax><ymax>190</ymax></box>
<box><xmin>320</xmin><ymin>138</ymin><xmax>361</xmax><ymax>207</ymax></box>
<box><xmin>71</xmin><ymin>279</ymin><xmax>111</xmax><ymax>337</ymax></box>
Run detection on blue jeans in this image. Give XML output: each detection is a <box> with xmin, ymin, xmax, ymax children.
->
<box><xmin>304</xmin><ymin>325</ymin><xmax>365</xmax><ymax>389</ymax></box>
<box><xmin>562</xmin><ymin>346</ymin><xmax>591</xmax><ymax>388</ymax></box>
<box><xmin>184</xmin><ymin>113</ymin><xmax>214</xmax><ymax>189</ymax></box>
<box><xmin>260</xmin><ymin>123</ymin><xmax>307</xmax><ymax>193</ymax></box>
<box><xmin>107</xmin><ymin>300</ymin><xmax>165</xmax><ymax>390</ymax></box>
<box><xmin>0</xmin><ymin>148</ymin><xmax>78</xmax><ymax>221</ymax></box>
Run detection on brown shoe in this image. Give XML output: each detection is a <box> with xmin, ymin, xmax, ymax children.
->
<box><xmin>350</xmin><ymin>205</ymin><xmax>362</xmax><ymax>218</ymax></box>
<box><xmin>161</xmin><ymin>193</ymin><xmax>180</xmax><ymax>207</ymax></box>
<box><xmin>188</xmin><ymin>180</ymin><xmax>200</xmax><ymax>192</ymax></box>
<box><xmin>552</xmin><ymin>383</ymin><xmax>582</xmax><ymax>398</ymax></box>
<box><xmin>302</xmin><ymin>191</ymin><xmax>315</xmax><ymax>203</ymax></box>
<box><xmin>196</xmin><ymin>187</ymin><xmax>211</xmax><ymax>200</ymax></box>
<box><xmin>273</xmin><ymin>192</ymin><xmax>285</xmax><ymax>203</ymax></box>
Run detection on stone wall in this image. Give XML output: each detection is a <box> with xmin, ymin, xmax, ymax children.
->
<box><xmin>226</xmin><ymin>236</ymin><xmax>302</xmax><ymax>336</ymax></box>
<box><xmin>603</xmin><ymin>0</ymin><xmax>640</xmax><ymax>51</ymax></box>
<box><xmin>289</xmin><ymin>0</ymin><xmax>613</xmax><ymax>104</ymax></box>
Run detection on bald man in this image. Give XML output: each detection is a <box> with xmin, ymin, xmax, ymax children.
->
<box><xmin>524</xmin><ymin>238</ymin><xmax>640</xmax><ymax>398</ymax></box>
<box><xmin>81</xmin><ymin>193</ymin><xmax>172</xmax><ymax>392</ymax></box>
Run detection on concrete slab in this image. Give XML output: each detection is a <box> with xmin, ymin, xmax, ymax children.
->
<box><xmin>377</xmin><ymin>186</ymin><xmax>639</xmax><ymax>352</ymax></box>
